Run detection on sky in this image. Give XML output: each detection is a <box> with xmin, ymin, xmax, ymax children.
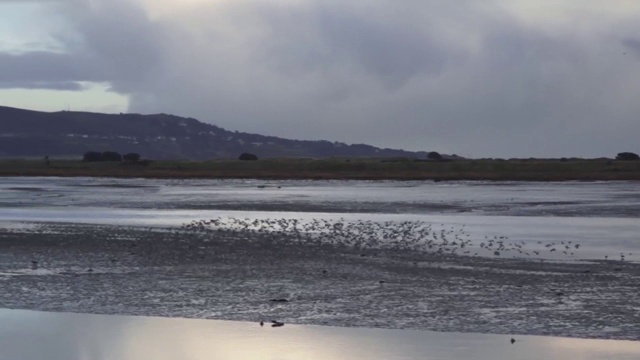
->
<box><xmin>1</xmin><ymin>0</ymin><xmax>640</xmax><ymax>158</ymax></box>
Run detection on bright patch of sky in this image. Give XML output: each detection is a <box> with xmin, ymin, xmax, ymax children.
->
<box><xmin>0</xmin><ymin>3</ymin><xmax>66</xmax><ymax>53</ymax></box>
<box><xmin>0</xmin><ymin>82</ymin><xmax>129</xmax><ymax>113</ymax></box>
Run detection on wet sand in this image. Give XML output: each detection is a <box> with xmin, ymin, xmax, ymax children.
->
<box><xmin>1</xmin><ymin>222</ymin><xmax>638</xmax><ymax>340</ymax></box>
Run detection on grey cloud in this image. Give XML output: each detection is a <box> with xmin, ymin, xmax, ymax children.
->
<box><xmin>253</xmin><ymin>3</ymin><xmax>452</xmax><ymax>89</ymax></box>
<box><xmin>0</xmin><ymin>0</ymin><xmax>61</xmax><ymax>2</ymax></box>
<box><xmin>0</xmin><ymin>0</ymin><xmax>164</xmax><ymax>92</ymax></box>
<box><xmin>57</xmin><ymin>0</ymin><xmax>165</xmax><ymax>90</ymax></box>
<box><xmin>132</xmin><ymin>1</ymin><xmax>640</xmax><ymax>157</ymax></box>
<box><xmin>0</xmin><ymin>51</ymin><xmax>100</xmax><ymax>84</ymax></box>
<box><xmin>623</xmin><ymin>38</ymin><xmax>640</xmax><ymax>55</ymax></box>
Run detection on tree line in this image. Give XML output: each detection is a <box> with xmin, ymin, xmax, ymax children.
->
<box><xmin>81</xmin><ymin>150</ymin><xmax>638</xmax><ymax>162</ymax></box>
<box><xmin>82</xmin><ymin>151</ymin><xmax>148</xmax><ymax>164</ymax></box>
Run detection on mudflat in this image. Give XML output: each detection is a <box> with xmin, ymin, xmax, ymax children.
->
<box><xmin>1</xmin><ymin>222</ymin><xmax>638</xmax><ymax>340</ymax></box>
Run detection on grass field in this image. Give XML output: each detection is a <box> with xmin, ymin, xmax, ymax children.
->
<box><xmin>1</xmin><ymin>157</ymin><xmax>640</xmax><ymax>181</ymax></box>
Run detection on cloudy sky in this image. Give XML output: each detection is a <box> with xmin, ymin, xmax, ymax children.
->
<box><xmin>1</xmin><ymin>0</ymin><xmax>639</xmax><ymax>158</ymax></box>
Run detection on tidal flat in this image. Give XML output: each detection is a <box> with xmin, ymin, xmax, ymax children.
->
<box><xmin>0</xmin><ymin>178</ymin><xmax>639</xmax><ymax>342</ymax></box>
<box><xmin>0</xmin><ymin>222</ymin><xmax>638</xmax><ymax>340</ymax></box>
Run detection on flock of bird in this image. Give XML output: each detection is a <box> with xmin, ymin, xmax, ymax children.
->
<box><xmin>181</xmin><ymin>216</ymin><xmax>591</xmax><ymax>259</ymax></box>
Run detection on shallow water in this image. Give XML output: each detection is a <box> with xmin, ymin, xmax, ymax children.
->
<box><xmin>1</xmin><ymin>177</ymin><xmax>639</xmax><ymax>260</ymax></box>
<box><xmin>3</xmin><ymin>177</ymin><xmax>640</xmax><ymax>217</ymax></box>
<box><xmin>1</xmin><ymin>309</ymin><xmax>639</xmax><ymax>360</ymax></box>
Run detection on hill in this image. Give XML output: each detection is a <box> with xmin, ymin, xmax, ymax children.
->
<box><xmin>0</xmin><ymin>106</ymin><xmax>430</xmax><ymax>160</ymax></box>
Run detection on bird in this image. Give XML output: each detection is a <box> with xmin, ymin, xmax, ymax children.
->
<box><xmin>271</xmin><ymin>320</ymin><xmax>284</xmax><ymax>327</ymax></box>
<box><xmin>510</xmin><ymin>338</ymin><xmax>516</xmax><ymax>344</ymax></box>
<box><xmin>260</xmin><ymin>321</ymin><xmax>264</xmax><ymax>326</ymax></box>
<box><xmin>270</xmin><ymin>298</ymin><xmax>289</xmax><ymax>303</ymax></box>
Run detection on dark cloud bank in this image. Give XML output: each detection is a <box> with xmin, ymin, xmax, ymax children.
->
<box><xmin>2</xmin><ymin>0</ymin><xmax>640</xmax><ymax>158</ymax></box>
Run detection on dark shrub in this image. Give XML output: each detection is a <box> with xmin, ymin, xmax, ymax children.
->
<box><xmin>239</xmin><ymin>153</ymin><xmax>258</xmax><ymax>161</ymax></box>
<box><xmin>616</xmin><ymin>152</ymin><xmax>640</xmax><ymax>161</ymax></box>
<box><xmin>83</xmin><ymin>151</ymin><xmax>103</xmax><ymax>162</ymax></box>
<box><xmin>102</xmin><ymin>151</ymin><xmax>122</xmax><ymax>162</ymax></box>
<box><xmin>427</xmin><ymin>151</ymin><xmax>443</xmax><ymax>161</ymax></box>
<box><xmin>123</xmin><ymin>153</ymin><xmax>141</xmax><ymax>162</ymax></box>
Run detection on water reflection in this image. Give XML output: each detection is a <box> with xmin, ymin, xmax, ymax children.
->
<box><xmin>2</xmin><ymin>177</ymin><xmax>640</xmax><ymax>218</ymax></box>
<box><xmin>1</xmin><ymin>309</ymin><xmax>639</xmax><ymax>360</ymax></box>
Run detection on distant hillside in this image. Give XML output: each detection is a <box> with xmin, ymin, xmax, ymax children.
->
<box><xmin>0</xmin><ymin>106</ymin><xmax>432</xmax><ymax>160</ymax></box>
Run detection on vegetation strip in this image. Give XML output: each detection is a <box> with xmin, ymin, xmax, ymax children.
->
<box><xmin>2</xmin><ymin>158</ymin><xmax>640</xmax><ymax>181</ymax></box>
